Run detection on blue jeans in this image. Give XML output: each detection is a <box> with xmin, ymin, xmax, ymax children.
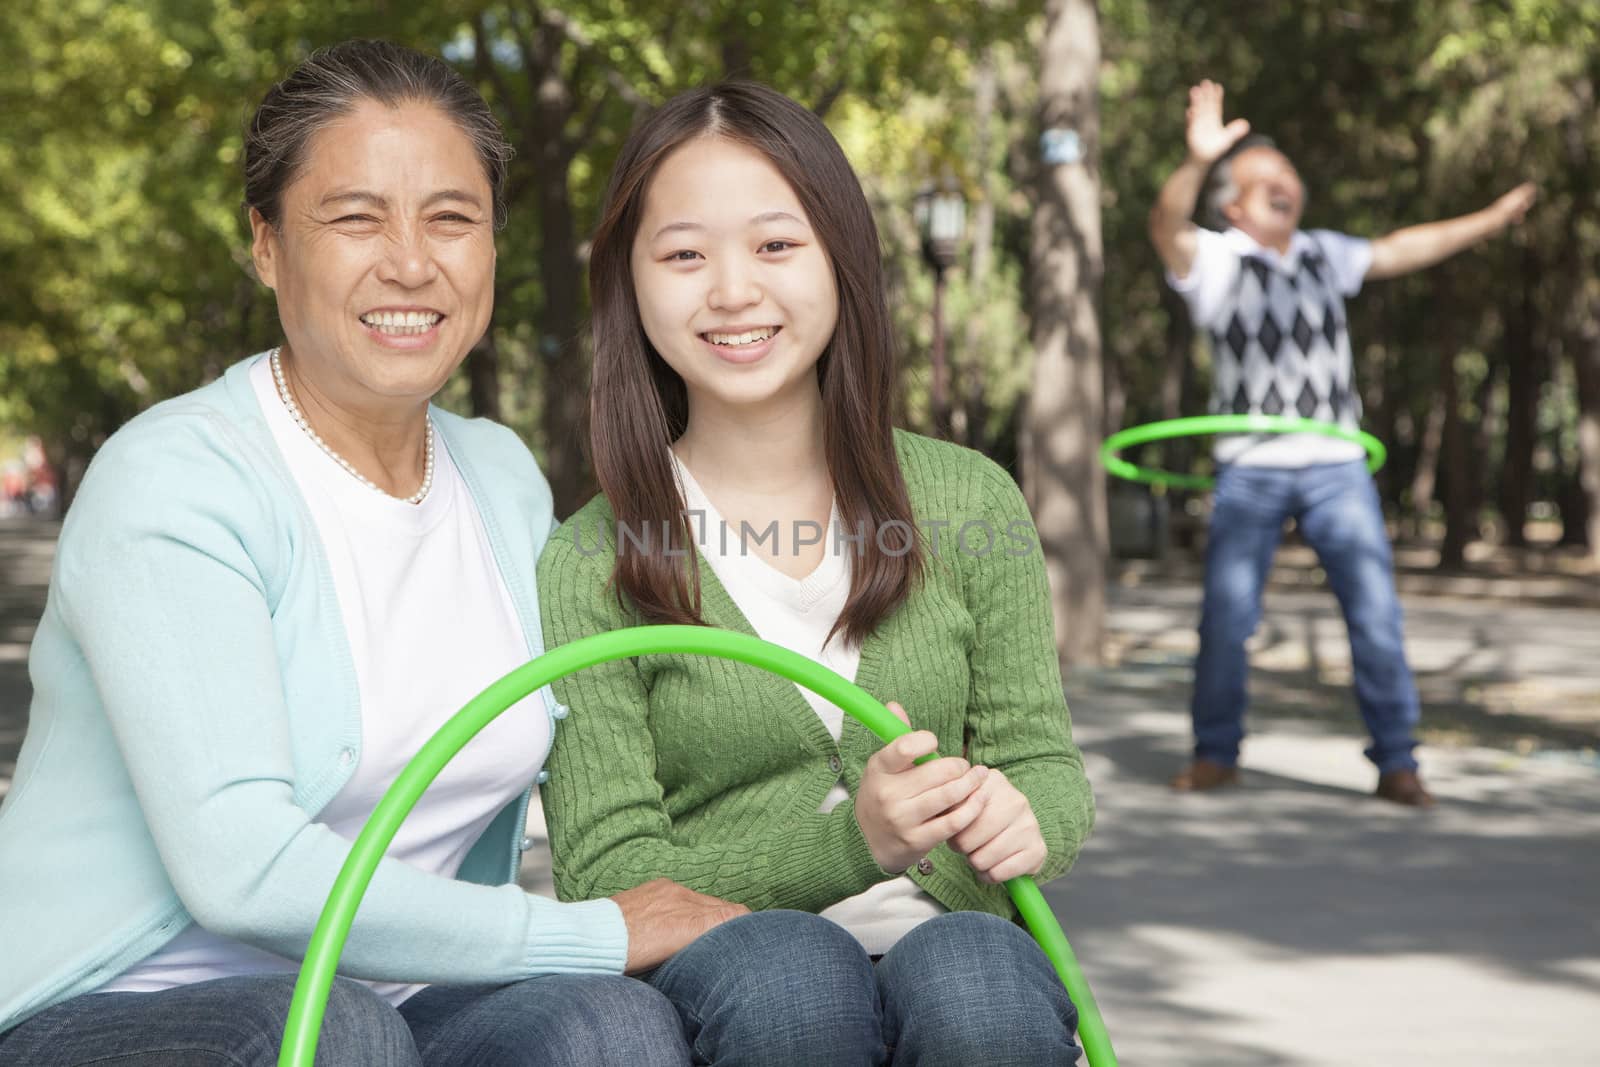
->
<box><xmin>1192</xmin><ymin>460</ymin><xmax>1422</xmax><ymax>773</ymax></box>
<box><xmin>644</xmin><ymin>909</ymin><xmax>1079</xmax><ymax>1066</ymax></box>
<box><xmin>0</xmin><ymin>972</ymin><xmax>689</xmax><ymax>1066</ymax></box>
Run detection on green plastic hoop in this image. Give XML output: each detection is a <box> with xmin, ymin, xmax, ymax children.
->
<box><xmin>1100</xmin><ymin>414</ymin><xmax>1387</xmax><ymax>490</ymax></box>
<box><xmin>279</xmin><ymin>625</ymin><xmax>1117</xmax><ymax>1067</ymax></box>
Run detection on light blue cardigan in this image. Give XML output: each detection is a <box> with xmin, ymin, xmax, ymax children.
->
<box><xmin>0</xmin><ymin>356</ymin><xmax>627</xmax><ymax>1034</ymax></box>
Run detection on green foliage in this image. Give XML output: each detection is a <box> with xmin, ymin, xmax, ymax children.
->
<box><xmin>3</xmin><ymin>0</ymin><xmax>1595</xmax><ymax>536</ymax></box>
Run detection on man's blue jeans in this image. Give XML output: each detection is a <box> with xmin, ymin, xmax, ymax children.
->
<box><xmin>644</xmin><ymin>909</ymin><xmax>1080</xmax><ymax>1066</ymax></box>
<box><xmin>1192</xmin><ymin>460</ymin><xmax>1422</xmax><ymax>773</ymax></box>
<box><xmin>0</xmin><ymin>971</ymin><xmax>690</xmax><ymax>1066</ymax></box>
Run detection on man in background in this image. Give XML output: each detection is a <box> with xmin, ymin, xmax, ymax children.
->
<box><xmin>1147</xmin><ymin>80</ymin><xmax>1536</xmax><ymax>806</ymax></box>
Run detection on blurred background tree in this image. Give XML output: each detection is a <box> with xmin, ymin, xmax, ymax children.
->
<box><xmin>4</xmin><ymin>0</ymin><xmax>1597</xmax><ymax>663</ymax></box>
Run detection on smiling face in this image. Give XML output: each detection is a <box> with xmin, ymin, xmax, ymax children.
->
<box><xmin>629</xmin><ymin>135</ymin><xmax>840</xmax><ymax>422</ymax></box>
<box><xmin>1223</xmin><ymin>146</ymin><xmax>1305</xmax><ymax>251</ymax></box>
<box><xmin>250</xmin><ymin>98</ymin><xmax>495</xmax><ymax>414</ymax></box>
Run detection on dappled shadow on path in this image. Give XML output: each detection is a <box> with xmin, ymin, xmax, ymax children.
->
<box><xmin>1049</xmin><ymin>648</ymin><xmax>1599</xmax><ymax>1065</ymax></box>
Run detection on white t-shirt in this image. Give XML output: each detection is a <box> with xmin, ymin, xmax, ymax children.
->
<box><xmin>673</xmin><ymin>457</ymin><xmax>946</xmax><ymax>955</ymax></box>
<box><xmin>101</xmin><ymin>354</ymin><xmax>551</xmax><ymax>1004</ymax></box>
<box><xmin>1170</xmin><ymin>226</ymin><xmax>1372</xmax><ymax>467</ymax></box>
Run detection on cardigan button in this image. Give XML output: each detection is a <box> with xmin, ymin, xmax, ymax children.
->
<box><xmin>551</xmin><ymin>703</ymin><xmax>570</xmax><ymax>720</ymax></box>
<box><xmin>915</xmin><ymin>858</ymin><xmax>934</xmax><ymax>876</ymax></box>
<box><xmin>520</xmin><ymin>836</ymin><xmax>535</xmax><ymax>852</ymax></box>
<box><xmin>536</xmin><ymin>770</ymin><xmax>550</xmax><ymax>785</ymax></box>
<box><xmin>827</xmin><ymin>754</ymin><xmax>842</xmax><ymax>774</ymax></box>
<box><xmin>338</xmin><ymin>748</ymin><xmax>355</xmax><ymax>767</ymax></box>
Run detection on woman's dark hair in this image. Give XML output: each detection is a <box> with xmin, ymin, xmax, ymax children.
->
<box><xmin>588</xmin><ymin>81</ymin><xmax>921</xmax><ymax>647</ymax></box>
<box><xmin>244</xmin><ymin>39</ymin><xmax>514</xmax><ymax>229</ymax></box>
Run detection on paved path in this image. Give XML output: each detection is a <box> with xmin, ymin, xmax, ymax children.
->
<box><xmin>3</xmin><ymin>516</ymin><xmax>1595</xmax><ymax>1062</ymax></box>
<box><xmin>1047</xmin><ymin>581</ymin><xmax>1597</xmax><ymax>1065</ymax></box>
<box><xmin>1054</xmin><ymin>657</ymin><xmax>1596</xmax><ymax>1065</ymax></box>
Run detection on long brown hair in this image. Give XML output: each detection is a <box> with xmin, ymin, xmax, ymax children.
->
<box><xmin>587</xmin><ymin>82</ymin><xmax>920</xmax><ymax>646</ymax></box>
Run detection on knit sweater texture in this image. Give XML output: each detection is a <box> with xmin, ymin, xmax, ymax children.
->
<box><xmin>537</xmin><ymin>431</ymin><xmax>1094</xmax><ymax>919</ymax></box>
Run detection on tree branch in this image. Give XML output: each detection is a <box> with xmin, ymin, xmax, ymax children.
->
<box><xmin>809</xmin><ymin>26</ymin><xmax>859</xmax><ymax>118</ymax></box>
<box><xmin>655</xmin><ymin>8</ymin><xmax>682</xmax><ymax>71</ymax></box>
<box><xmin>511</xmin><ymin>2</ymin><xmax>546</xmax><ymax>84</ymax></box>
<box><xmin>471</xmin><ymin>14</ymin><xmax>525</xmax><ymax>131</ymax></box>
<box><xmin>537</xmin><ymin>5</ymin><xmax>660</xmax><ymax>105</ymax></box>
<box><xmin>812</xmin><ymin>74</ymin><xmax>849</xmax><ymax>118</ymax></box>
<box><xmin>568</xmin><ymin>86</ymin><xmax>613</xmax><ymax>163</ymax></box>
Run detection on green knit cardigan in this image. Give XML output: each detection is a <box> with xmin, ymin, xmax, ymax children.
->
<box><xmin>537</xmin><ymin>431</ymin><xmax>1094</xmax><ymax>920</ymax></box>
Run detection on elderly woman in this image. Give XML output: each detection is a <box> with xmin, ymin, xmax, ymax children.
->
<box><xmin>0</xmin><ymin>40</ymin><xmax>740</xmax><ymax>1067</ymax></box>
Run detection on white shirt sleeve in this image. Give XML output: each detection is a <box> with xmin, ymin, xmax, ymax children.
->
<box><xmin>1166</xmin><ymin>227</ymin><xmax>1243</xmax><ymax>330</ymax></box>
<box><xmin>1305</xmin><ymin>229</ymin><xmax>1373</xmax><ymax>298</ymax></box>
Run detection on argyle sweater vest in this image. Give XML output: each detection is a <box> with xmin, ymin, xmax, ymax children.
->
<box><xmin>1207</xmin><ymin>237</ymin><xmax>1361</xmax><ymax>430</ymax></box>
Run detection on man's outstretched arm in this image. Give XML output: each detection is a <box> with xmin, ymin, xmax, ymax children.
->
<box><xmin>1366</xmin><ymin>183</ymin><xmax>1537</xmax><ymax>281</ymax></box>
<box><xmin>1149</xmin><ymin>79</ymin><xmax>1252</xmax><ymax>280</ymax></box>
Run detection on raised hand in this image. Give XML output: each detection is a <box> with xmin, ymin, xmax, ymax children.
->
<box><xmin>947</xmin><ymin>768</ymin><xmax>1048</xmax><ymax>884</ymax></box>
<box><xmin>611</xmin><ymin>878</ymin><xmax>750</xmax><ymax>973</ymax></box>
<box><xmin>1186</xmin><ymin>80</ymin><xmax>1252</xmax><ymax>166</ymax></box>
<box><xmin>854</xmin><ymin>702</ymin><xmax>990</xmax><ymax>873</ymax></box>
<box><xmin>1491</xmin><ymin>182</ymin><xmax>1538</xmax><ymax>226</ymax></box>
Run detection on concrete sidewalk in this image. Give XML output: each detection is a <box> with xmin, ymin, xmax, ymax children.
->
<box><xmin>1052</xmin><ymin>656</ymin><xmax>1596</xmax><ymax>1066</ymax></box>
<box><xmin>1041</xmin><ymin>580</ymin><xmax>1596</xmax><ymax>1064</ymax></box>
<box><xmin>4</xmin><ymin>516</ymin><xmax>1595</xmax><ymax>1063</ymax></box>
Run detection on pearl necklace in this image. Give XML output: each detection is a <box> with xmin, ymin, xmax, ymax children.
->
<box><xmin>270</xmin><ymin>347</ymin><xmax>434</xmax><ymax>505</ymax></box>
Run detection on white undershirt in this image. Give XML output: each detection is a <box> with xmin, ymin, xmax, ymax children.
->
<box><xmin>673</xmin><ymin>457</ymin><xmax>946</xmax><ymax>955</ymax></box>
<box><xmin>101</xmin><ymin>354</ymin><xmax>551</xmax><ymax>1004</ymax></box>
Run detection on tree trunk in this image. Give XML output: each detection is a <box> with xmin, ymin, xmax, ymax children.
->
<box><xmin>1497</xmin><ymin>245</ymin><xmax>1539</xmax><ymax>548</ymax></box>
<box><xmin>1363</xmin><ymin>291</ymin><xmax>1401</xmax><ymax>508</ymax></box>
<box><xmin>957</xmin><ymin>49</ymin><xmax>998</xmax><ymax>453</ymax></box>
<box><xmin>719</xmin><ymin>12</ymin><xmax>753</xmax><ymax>79</ymax></box>
<box><xmin>1409</xmin><ymin>274</ymin><xmax>1458</xmax><ymax>539</ymax></box>
<box><xmin>1576</xmin><ymin>316</ymin><xmax>1600</xmax><ymax>559</ymax></box>
<box><xmin>536</xmin><ymin>164</ymin><xmax>590</xmax><ymax>515</ymax></box>
<box><xmin>40</xmin><ymin>437</ymin><xmax>78</xmax><ymax>517</ymax></box>
<box><xmin>1408</xmin><ymin>376</ymin><xmax>1446</xmax><ymax>537</ymax></box>
<box><xmin>1102</xmin><ymin>335</ymin><xmax>1125</xmax><ymax>443</ymax></box>
<box><xmin>1158</xmin><ymin>285</ymin><xmax>1193</xmax><ymax>422</ymax></box>
<box><xmin>1562</xmin><ymin>80</ymin><xmax>1599</xmax><ymax>560</ymax></box>
<box><xmin>1157</xmin><ymin>283</ymin><xmax>1195</xmax><ymax>484</ymax></box>
<box><xmin>466</xmin><ymin>330</ymin><xmax>502</xmax><ymax>421</ymax></box>
<box><xmin>1556</xmin><ymin>444</ymin><xmax>1590</xmax><ymax>548</ymax></box>
<box><xmin>1443</xmin><ymin>358</ymin><xmax>1498</xmax><ymax>567</ymax></box>
<box><xmin>523</xmin><ymin>32</ymin><xmax>590</xmax><ymax>517</ymax></box>
<box><xmin>1021</xmin><ymin>0</ymin><xmax>1106</xmax><ymax>667</ymax></box>
<box><xmin>1437</xmin><ymin>348</ymin><xmax>1470</xmax><ymax>569</ymax></box>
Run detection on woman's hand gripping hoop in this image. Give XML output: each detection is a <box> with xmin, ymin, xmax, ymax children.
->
<box><xmin>278</xmin><ymin>626</ymin><xmax>1118</xmax><ymax>1067</ymax></box>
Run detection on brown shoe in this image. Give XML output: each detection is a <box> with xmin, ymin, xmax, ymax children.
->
<box><xmin>1375</xmin><ymin>768</ymin><xmax>1435</xmax><ymax>807</ymax></box>
<box><xmin>1171</xmin><ymin>758</ymin><xmax>1241</xmax><ymax>791</ymax></box>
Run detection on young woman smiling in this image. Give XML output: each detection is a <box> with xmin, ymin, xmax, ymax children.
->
<box><xmin>537</xmin><ymin>83</ymin><xmax>1096</xmax><ymax>1066</ymax></box>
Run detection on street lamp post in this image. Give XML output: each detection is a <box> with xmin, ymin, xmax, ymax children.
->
<box><xmin>914</xmin><ymin>178</ymin><xmax>966</xmax><ymax>439</ymax></box>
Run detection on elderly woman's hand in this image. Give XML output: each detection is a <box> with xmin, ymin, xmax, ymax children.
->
<box><xmin>853</xmin><ymin>702</ymin><xmax>990</xmax><ymax>873</ymax></box>
<box><xmin>612</xmin><ymin>878</ymin><xmax>750</xmax><ymax>973</ymax></box>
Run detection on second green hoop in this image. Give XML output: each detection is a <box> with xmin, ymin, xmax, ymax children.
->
<box><xmin>1099</xmin><ymin>414</ymin><xmax>1386</xmax><ymax>490</ymax></box>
